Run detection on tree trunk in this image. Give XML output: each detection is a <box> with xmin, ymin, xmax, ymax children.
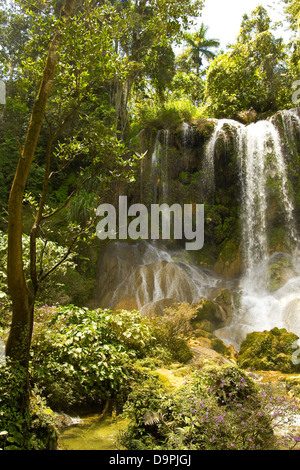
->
<box><xmin>5</xmin><ymin>0</ymin><xmax>76</xmax><ymax>405</ymax></box>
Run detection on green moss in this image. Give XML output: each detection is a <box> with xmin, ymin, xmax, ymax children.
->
<box><xmin>169</xmin><ymin>338</ymin><xmax>193</xmax><ymax>363</ymax></box>
<box><xmin>191</xmin><ymin>299</ymin><xmax>224</xmax><ymax>333</ymax></box>
<box><xmin>237</xmin><ymin>328</ymin><xmax>300</xmax><ymax>373</ymax></box>
<box><xmin>267</xmin><ymin>253</ymin><xmax>294</xmax><ymax>291</ymax></box>
<box><xmin>269</xmin><ymin>227</ymin><xmax>290</xmax><ymax>253</ymax></box>
<box><xmin>286</xmin><ymin>377</ymin><xmax>300</xmax><ymax>397</ymax></box>
<box><xmin>211</xmin><ymin>337</ymin><xmax>232</xmax><ymax>357</ymax></box>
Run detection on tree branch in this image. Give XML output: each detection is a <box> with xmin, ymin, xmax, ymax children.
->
<box><xmin>39</xmin><ymin>215</ymin><xmax>96</xmax><ymax>283</ymax></box>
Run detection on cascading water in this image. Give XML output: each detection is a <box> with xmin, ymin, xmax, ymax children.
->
<box><xmin>215</xmin><ymin>108</ymin><xmax>300</xmax><ymax>349</ymax></box>
<box><xmin>150</xmin><ymin>129</ymin><xmax>170</xmax><ymax>203</ymax></box>
<box><xmin>94</xmin><ymin>240</ymin><xmax>220</xmax><ymax>315</ymax></box>
<box><xmin>240</xmin><ymin>119</ymin><xmax>298</xmax><ymax>271</ymax></box>
<box><xmin>162</xmin><ymin>130</ymin><xmax>169</xmax><ymax>201</ymax></box>
<box><xmin>203</xmin><ymin>119</ymin><xmax>243</xmax><ymax>196</ymax></box>
<box><xmin>95</xmin><ymin>107</ymin><xmax>300</xmax><ymax>351</ymax></box>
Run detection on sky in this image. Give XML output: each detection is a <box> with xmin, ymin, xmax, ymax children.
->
<box><xmin>198</xmin><ymin>0</ymin><xmax>293</xmax><ymax>50</ymax></box>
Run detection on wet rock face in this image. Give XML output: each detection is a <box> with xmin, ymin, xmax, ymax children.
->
<box><xmin>92</xmin><ymin>108</ymin><xmax>300</xmax><ymax>349</ymax></box>
<box><xmin>266</xmin><ymin>252</ymin><xmax>297</xmax><ymax>292</ymax></box>
<box><xmin>94</xmin><ymin>241</ymin><xmax>219</xmax><ymax>313</ymax></box>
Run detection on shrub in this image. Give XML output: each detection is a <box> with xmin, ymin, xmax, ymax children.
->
<box><xmin>148</xmin><ymin>303</ymin><xmax>196</xmax><ymax>363</ymax></box>
<box><xmin>132</xmin><ymin>97</ymin><xmax>199</xmax><ymax>131</ymax></box>
<box><xmin>0</xmin><ymin>361</ymin><xmax>57</xmax><ymax>450</ymax></box>
<box><xmin>30</xmin><ymin>305</ymin><xmax>153</xmax><ymax>412</ymax></box>
<box><xmin>119</xmin><ymin>364</ymin><xmax>300</xmax><ymax>450</ymax></box>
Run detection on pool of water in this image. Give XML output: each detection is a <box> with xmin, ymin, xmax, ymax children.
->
<box><xmin>58</xmin><ymin>414</ymin><xmax>130</xmax><ymax>451</ymax></box>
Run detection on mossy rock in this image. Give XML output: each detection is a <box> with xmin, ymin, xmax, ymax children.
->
<box><xmin>192</xmin><ymin>328</ymin><xmax>214</xmax><ymax>339</ymax></box>
<box><xmin>285</xmin><ymin>377</ymin><xmax>300</xmax><ymax>397</ymax></box>
<box><xmin>268</xmin><ymin>228</ymin><xmax>291</xmax><ymax>254</ymax></box>
<box><xmin>214</xmin><ymin>238</ymin><xmax>243</xmax><ymax>280</ymax></box>
<box><xmin>237</xmin><ymin>327</ymin><xmax>300</xmax><ymax>373</ymax></box>
<box><xmin>266</xmin><ymin>252</ymin><xmax>296</xmax><ymax>292</ymax></box>
<box><xmin>169</xmin><ymin>337</ymin><xmax>193</xmax><ymax>364</ymax></box>
<box><xmin>192</xmin><ymin>298</ymin><xmax>225</xmax><ymax>327</ymax></box>
<box><xmin>192</xmin><ymin>319</ymin><xmax>216</xmax><ymax>333</ymax></box>
<box><xmin>211</xmin><ymin>337</ymin><xmax>232</xmax><ymax>357</ymax></box>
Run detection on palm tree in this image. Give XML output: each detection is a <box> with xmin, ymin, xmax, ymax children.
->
<box><xmin>184</xmin><ymin>23</ymin><xmax>220</xmax><ymax>74</ymax></box>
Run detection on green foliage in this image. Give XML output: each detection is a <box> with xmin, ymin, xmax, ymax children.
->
<box><xmin>0</xmin><ymin>229</ymin><xmax>77</xmax><ymax>304</ymax></box>
<box><xmin>30</xmin><ymin>305</ymin><xmax>153</xmax><ymax>411</ymax></box>
<box><xmin>0</xmin><ymin>361</ymin><xmax>57</xmax><ymax>450</ymax></box>
<box><xmin>284</xmin><ymin>0</ymin><xmax>300</xmax><ymax>32</ymax></box>
<box><xmin>132</xmin><ymin>96</ymin><xmax>199</xmax><ymax>131</ymax></box>
<box><xmin>205</xmin><ymin>6</ymin><xmax>290</xmax><ymax>119</ymax></box>
<box><xmin>170</xmin><ymin>71</ymin><xmax>205</xmax><ymax>106</ymax></box>
<box><xmin>119</xmin><ymin>364</ymin><xmax>300</xmax><ymax>450</ymax></box>
<box><xmin>148</xmin><ymin>303</ymin><xmax>196</xmax><ymax>363</ymax></box>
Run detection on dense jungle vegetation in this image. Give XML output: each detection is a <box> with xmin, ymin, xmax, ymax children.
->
<box><xmin>1</xmin><ymin>0</ymin><xmax>300</xmax><ymax>451</ymax></box>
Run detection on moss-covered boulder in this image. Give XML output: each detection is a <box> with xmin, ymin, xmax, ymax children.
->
<box><xmin>214</xmin><ymin>239</ymin><xmax>243</xmax><ymax>279</ymax></box>
<box><xmin>237</xmin><ymin>327</ymin><xmax>300</xmax><ymax>373</ymax></box>
<box><xmin>266</xmin><ymin>252</ymin><xmax>296</xmax><ymax>292</ymax></box>
<box><xmin>191</xmin><ymin>298</ymin><xmax>227</xmax><ymax>331</ymax></box>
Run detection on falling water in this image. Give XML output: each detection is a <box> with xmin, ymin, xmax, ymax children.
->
<box><xmin>162</xmin><ymin>130</ymin><xmax>169</xmax><ymax>201</ymax></box>
<box><xmin>181</xmin><ymin>122</ymin><xmax>193</xmax><ymax>151</ymax></box>
<box><xmin>239</xmin><ymin>119</ymin><xmax>298</xmax><ymax>272</ymax></box>
<box><xmin>203</xmin><ymin>119</ymin><xmax>243</xmax><ymax>196</ymax></box>
<box><xmin>97</xmin><ymin>108</ymin><xmax>300</xmax><ymax>350</ymax></box>
<box><xmin>215</xmin><ymin>109</ymin><xmax>300</xmax><ymax>349</ymax></box>
<box><xmin>150</xmin><ymin>129</ymin><xmax>170</xmax><ymax>203</ymax></box>
<box><xmin>278</xmin><ymin>108</ymin><xmax>300</xmax><ymax>151</ymax></box>
<box><xmin>95</xmin><ymin>241</ymin><xmax>219</xmax><ymax>314</ymax></box>
<box><xmin>151</xmin><ymin>131</ymin><xmax>161</xmax><ymax>167</ymax></box>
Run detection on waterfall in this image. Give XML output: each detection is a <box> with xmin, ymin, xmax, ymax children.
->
<box><xmin>95</xmin><ymin>241</ymin><xmax>219</xmax><ymax>314</ymax></box>
<box><xmin>162</xmin><ymin>130</ymin><xmax>169</xmax><ymax>201</ymax></box>
<box><xmin>182</xmin><ymin>122</ymin><xmax>193</xmax><ymax>151</ymax></box>
<box><xmin>239</xmin><ymin>119</ymin><xmax>298</xmax><ymax>272</ymax></box>
<box><xmin>150</xmin><ymin>129</ymin><xmax>170</xmax><ymax>203</ymax></box>
<box><xmin>215</xmin><ymin>108</ymin><xmax>300</xmax><ymax>349</ymax></box>
<box><xmin>278</xmin><ymin>108</ymin><xmax>300</xmax><ymax>152</ymax></box>
<box><xmin>203</xmin><ymin>114</ymin><xmax>298</xmax><ymax>273</ymax></box>
<box><xmin>151</xmin><ymin>131</ymin><xmax>161</xmax><ymax>167</ymax></box>
<box><xmin>203</xmin><ymin>119</ymin><xmax>243</xmax><ymax>196</ymax></box>
<box><xmin>97</xmin><ymin>107</ymin><xmax>300</xmax><ymax>351</ymax></box>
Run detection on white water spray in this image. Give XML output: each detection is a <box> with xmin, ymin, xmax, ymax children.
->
<box><xmin>215</xmin><ymin>109</ymin><xmax>300</xmax><ymax>349</ymax></box>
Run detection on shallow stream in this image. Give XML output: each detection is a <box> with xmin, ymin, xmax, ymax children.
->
<box><xmin>58</xmin><ymin>414</ymin><xmax>130</xmax><ymax>451</ymax></box>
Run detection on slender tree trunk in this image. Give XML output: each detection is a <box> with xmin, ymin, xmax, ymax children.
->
<box><xmin>5</xmin><ymin>0</ymin><xmax>76</xmax><ymax>405</ymax></box>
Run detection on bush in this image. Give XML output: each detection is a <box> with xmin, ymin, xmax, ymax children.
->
<box><xmin>119</xmin><ymin>364</ymin><xmax>300</xmax><ymax>450</ymax></box>
<box><xmin>132</xmin><ymin>97</ymin><xmax>199</xmax><ymax>131</ymax></box>
<box><xmin>30</xmin><ymin>305</ymin><xmax>153</xmax><ymax>412</ymax></box>
<box><xmin>148</xmin><ymin>303</ymin><xmax>196</xmax><ymax>363</ymax></box>
<box><xmin>0</xmin><ymin>361</ymin><xmax>57</xmax><ymax>450</ymax></box>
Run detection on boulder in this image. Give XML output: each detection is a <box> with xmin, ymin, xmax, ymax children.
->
<box><xmin>237</xmin><ymin>327</ymin><xmax>300</xmax><ymax>373</ymax></box>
